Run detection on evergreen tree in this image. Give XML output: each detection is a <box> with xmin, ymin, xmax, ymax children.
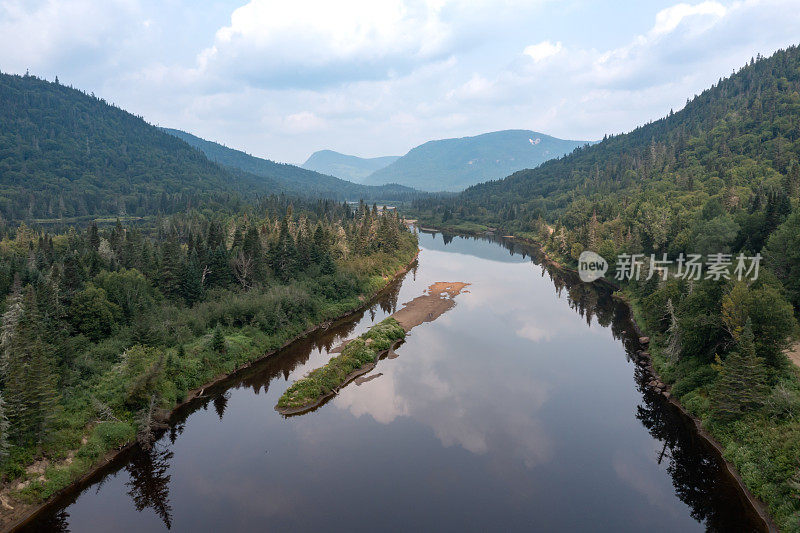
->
<box><xmin>712</xmin><ymin>320</ymin><xmax>768</xmax><ymax>421</ymax></box>
<box><xmin>2</xmin><ymin>287</ymin><xmax>60</xmax><ymax>445</ymax></box>
<box><xmin>159</xmin><ymin>238</ymin><xmax>183</xmax><ymax>300</ymax></box>
<box><xmin>211</xmin><ymin>326</ymin><xmax>225</xmax><ymax>354</ymax></box>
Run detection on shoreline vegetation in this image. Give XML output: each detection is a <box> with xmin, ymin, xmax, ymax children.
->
<box><xmin>409</xmin><ymin>46</ymin><xmax>800</xmax><ymax>532</ymax></box>
<box><xmin>276</xmin><ymin>281</ymin><xmax>470</xmax><ymax>415</ymax></box>
<box><xmin>415</xmin><ymin>225</ymin><xmax>779</xmax><ymax>532</ymax></box>
<box><xmin>0</xmin><ymin>202</ymin><xmax>420</xmax><ymax>531</ymax></box>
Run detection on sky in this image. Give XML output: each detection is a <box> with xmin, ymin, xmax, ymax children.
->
<box><xmin>1</xmin><ymin>0</ymin><xmax>799</xmax><ymax>165</ymax></box>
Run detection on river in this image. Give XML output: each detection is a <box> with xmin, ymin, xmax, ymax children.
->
<box><xmin>22</xmin><ymin>231</ymin><xmax>763</xmax><ymax>532</ymax></box>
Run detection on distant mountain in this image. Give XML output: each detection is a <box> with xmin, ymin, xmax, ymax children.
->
<box><xmin>363</xmin><ymin>130</ymin><xmax>592</xmax><ymax>192</ymax></box>
<box><xmin>301</xmin><ymin>150</ymin><xmax>399</xmax><ymax>183</ymax></box>
<box><xmin>164</xmin><ymin>129</ymin><xmax>418</xmax><ymax>203</ymax></box>
<box><xmin>0</xmin><ymin>72</ymin><xmax>280</xmax><ymax>221</ymax></box>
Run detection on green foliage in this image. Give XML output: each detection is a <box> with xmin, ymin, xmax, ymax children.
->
<box><xmin>764</xmin><ymin>209</ymin><xmax>800</xmax><ymax>309</ymax></box>
<box><xmin>211</xmin><ymin>327</ymin><xmax>225</xmax><ymax>354</ymax></box>
<box><xmin>94</xmin><ymin>269</ymin><xmax>157</xmax><ymax>319</ymax></box>
<box><xmin>711</xmin><ymin>321</ymin><xmax>769</xmax><ymax>421</ymax></box>
<box><xmin>70</xmin><ymin>283</ymin><xmax>122</xmax><ymax>341</ymax></box>
<box><xmin>277</xmin><ymin>317</ymin><xmax>406</xmax><ymax>409</ymax></box>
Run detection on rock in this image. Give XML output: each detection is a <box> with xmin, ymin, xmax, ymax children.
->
<box><xmin>640</xmin><ymin>351</ymin><xmax>650</xmax><ymax>358</ymax></box>
<box><xmin>663</xmin><ymin>392</ymin><xmax>671</xmax><ymax>399</ymax></box>
<box><xmin>639</xmin><ymin>336</ymin><xmax>650</xmax><ymax>345</ymax></box>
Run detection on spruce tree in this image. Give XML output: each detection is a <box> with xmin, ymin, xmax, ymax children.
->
<box><xmin>211</xmin><ymin>326</ymin><xmax>225</xmax><ymax>354</ymax></box>
<box><xmin>712</xmin><ymin>319</ymin><xmax>768</xmax><ymax>421</ymax></box>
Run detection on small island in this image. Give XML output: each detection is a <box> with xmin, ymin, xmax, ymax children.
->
<box><xmin>276</xmin><ymin>317</ymin><xmax>406</xmax><ymax>414</ymax></box>
<box><xmin>276</xmin><ymin>281</ymin><xmax>471</xmax><ymax>415</ymax></box>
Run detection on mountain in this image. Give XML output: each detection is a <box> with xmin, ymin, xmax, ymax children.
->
<box><xmin>301</xmin><ymin>150</ymin><xmax>399</xmax><ymax>183</ymax></box>
<box><xmin>0</xmin><ymin>72</ymin><xmax>280</xmax><ymax>221</ymax></box>
<box><xmin>420</xmin><ymin>47</ymin><xmax>800</xmax><ymax>241</ymax></box>
<box><xmin>163</xmin><ymin>129</ymin><xmax>418</xmax><ymax>203</ymax></box>
<box><xmin>362</xmin><ymin>130</ymin><xmax>591</xmax><ymax>192</ymax></box>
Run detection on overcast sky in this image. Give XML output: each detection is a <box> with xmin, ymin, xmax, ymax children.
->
<box><xmin>1</xmin><ymin>0</ymin><xmax>799</xmax><ymax>164</ymax></box>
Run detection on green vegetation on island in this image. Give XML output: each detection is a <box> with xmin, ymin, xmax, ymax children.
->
<box><xmin>276</xmin><ymin>317</ymin><xmax>406</xmax><ymax>412</ymax></box>
<box><xmin>411</xmin><ymin>46</ymin><xmax>800</xmax><ymax>530</ymax></box>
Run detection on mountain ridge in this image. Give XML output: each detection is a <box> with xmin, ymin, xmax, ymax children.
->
<box><xmin>301</xmin><ymin>150</ymin><xmax>399</xmax><ymax>183</ymax></box>
<box><xmin>363</xmin><ymin>129</ymin><xmax>592</xmax><ymax>192</ymax></box>
<box><xmin>163</xmin><ymin>129</ymin><xmax>419</xmax><ymax>202</ymax></box>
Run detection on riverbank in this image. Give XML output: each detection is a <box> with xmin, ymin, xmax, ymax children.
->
<box><xmin>414</xmin><ymin>224</ymin><xmax>779</xmax><ymax>532</ymax></box>
<box><xmin>0</xmin><ymin>249</ymin><xmax>421</xmax><ymax>533</ymax></box>
<box><xmin>275</xmin><ymin>281</ymin><xmax>470</xmax><ymax>415</ymax></box>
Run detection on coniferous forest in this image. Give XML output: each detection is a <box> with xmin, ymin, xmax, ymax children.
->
<box><xmin>0</xmin><ymin>196</ymin><xmax>417</xmax><ymax>501</ymax></box>
<box><xmin>413</xmin><ymin>46</ymin><xmax>800</xmax><ymax>530</ymax></box>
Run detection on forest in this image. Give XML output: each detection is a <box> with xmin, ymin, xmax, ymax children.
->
<box><xmin>0</xmin><ymin>72</ymin><xmax>420</xmax><ymax>224</ymax></box>
<box><xmin>412</xmin><ymin>46</ymin><xmax>800</xmax><ymax>530</ymax></box>
<box><xmin>0</xmin><ymin>196</ymin><xmax>417</xmax><ymax>503</ymax></box>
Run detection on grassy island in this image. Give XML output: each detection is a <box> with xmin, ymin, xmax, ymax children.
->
<box><xmin>277</xmin><ymin>317</ymin><xmax>406</xmax><ymax>412</ymax></box>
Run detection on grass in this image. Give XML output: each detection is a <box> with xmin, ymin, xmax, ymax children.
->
<box><xmin>277</xmin><ymin>317</ymin><xmax>406</xmax><ymax>410</ymax></box>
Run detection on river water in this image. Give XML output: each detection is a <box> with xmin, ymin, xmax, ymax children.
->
<box><xmin>23</xmin><ymin>231</ymin><xmax>763</xmax><ymax>532</ymax></box>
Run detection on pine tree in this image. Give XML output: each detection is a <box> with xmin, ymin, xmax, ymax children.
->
<box><xmin>2</xmin><ymin>287</ymin><xmax>60</xmax><ymax>445</ymax></box>
<box><xmin>712</xmin><ymin>319</ymin><xmax>768</xmax><ymax>421</ymax></box>
<box><xmin>211</xmin><ymin>326</ymin><xmax>225</xmax><ymax>353</ymax></box>
<box><xmin>159</xmin><ymin>238</ymin><xmax>183</xmax><ymax>299</ymax></box>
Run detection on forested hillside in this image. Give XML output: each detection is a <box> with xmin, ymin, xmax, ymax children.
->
<box><xmin>0</xmin><ymin>72</ymin><xmax>283</xmax><ymax>222</ymax></box>
<box><xmin>417</xmin><ymin>48</ymin><xmax>799</xmax><ymax>244</ymax></box>
<box><xmin>164</xmin><ymin>129</ymin><xmax>418</xmax><ymax>202</ymax></box>
<box><xmin>365</xmin><ymin>130</ymin><xmax>590</xmax><ymax>191</ymax></box>
<box><xmin>413</xmin><ymin>45</ymin><xmax>800</xmax><ymax>530</ymax></box>
<box><xmin>0</xmin><ymin>197</ymin><xmax>417</xmax><ymax>503</ymax></box>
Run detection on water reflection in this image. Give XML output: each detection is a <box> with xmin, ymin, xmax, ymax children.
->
<box><xmin>21</xmin><ymin>232</ymin><xmax>764</xmax><ymax>532</ymax></box>
<box><xmin>124</xmin><ymin>444</ymin><xmax>174</xmax><ymax>529</ymax></box>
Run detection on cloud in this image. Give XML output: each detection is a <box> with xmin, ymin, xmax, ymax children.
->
<box><xmin>0</xmin><ymin>0</ymin><xmax>141</xmax><ymax>77</ymax></box>
<box><xmin>650</xmin><ymin>1</ymin><xmax>727</xmax><ymax>36</ymax></box>
<box><xmin>523</xmin><ymin>40</ymin><xmax>563</xmax><ymax>62</ymax></box>
<box><xmin>196</xmin><ymin>0</ymin><xmax>455</xmax><ymax>89</ymax></box>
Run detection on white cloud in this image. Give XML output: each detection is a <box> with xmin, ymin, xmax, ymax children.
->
<box><xmin>523</xmin><ymin>40</ymin><xmax>563</xmax><ymax>62</ymax></box>
<box><xmin>196</xmin><ymin>0</ymin><xmax>454</xmax><ymax>88</ymax></box>
<box><xmin>650</xmin><ymin>1</ymin><xmax>727</xmax><ymax>36</ymax></box>
<box><xmin>0</xmin><ymin>0</ymin><xmax>141</xmax><ymax>77</ymax></box>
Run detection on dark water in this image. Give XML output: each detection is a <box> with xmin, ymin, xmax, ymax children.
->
<box><xmin>24</xmin><ymin>232</ymin><xmax>763</xmax><ymax>532</ymax></box>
